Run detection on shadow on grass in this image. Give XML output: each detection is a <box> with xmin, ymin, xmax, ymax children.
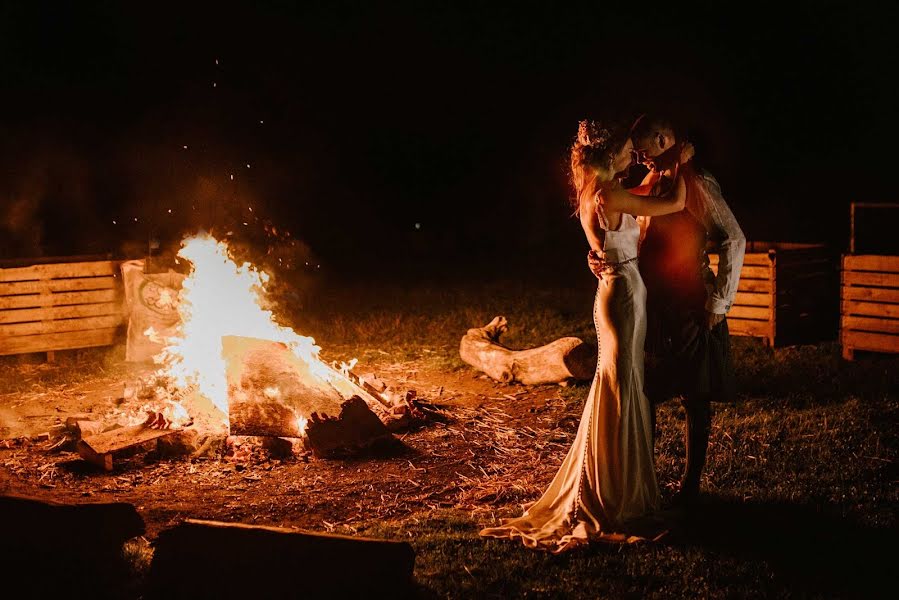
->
<box><xmin>667</xmin><ymin>494</ymin><xmax>893</xmax><ymax>598</ymax></box>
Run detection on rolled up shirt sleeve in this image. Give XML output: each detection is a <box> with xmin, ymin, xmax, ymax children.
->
<box><xmin>688</xmin><ymin>172</ymin><xmax>746</xmax><ymax>314</ymax></box>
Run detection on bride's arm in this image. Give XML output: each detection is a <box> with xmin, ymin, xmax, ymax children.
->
<box><xmin>602</xmin><ymin>174</ymin><xmax>686</xmax><ymax>217</ymax></box>
<box><xmin>578</xmin><ymin>194</ymin><xmax>605</xmax><ymax>253</ymax></box>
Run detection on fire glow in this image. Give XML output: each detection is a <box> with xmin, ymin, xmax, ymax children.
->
<box><xmin>152</xmin><ymin>233</ymin><xmax>345</xmax><ymax>433</ymax></box>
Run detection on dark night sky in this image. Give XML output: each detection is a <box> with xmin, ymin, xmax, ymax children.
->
<box><xmin>0</xmin><ymin>2</ymin><xmax>894</xmax><ymax>278</ymax></box>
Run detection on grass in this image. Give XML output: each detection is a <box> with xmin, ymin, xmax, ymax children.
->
<box><xmin>1</xmin><ymin>278</ymin><xmax>896</xmax><ymax>598</ymax></box>
<box><xmin>293</xmin><ymin>279</ymin><xmax>897</xmax><ymax>598</ymax></box>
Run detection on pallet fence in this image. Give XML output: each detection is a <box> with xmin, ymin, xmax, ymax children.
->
<box><xmin>0</xmin><ymin>259</ymin><xmax>125</xmax><ymax>360</ymax></box>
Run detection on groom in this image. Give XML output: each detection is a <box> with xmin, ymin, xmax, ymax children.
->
<box><xmin>590</xmin><ymin>114</ymin><xmax>746</xmax><ymax>504</ymax></box>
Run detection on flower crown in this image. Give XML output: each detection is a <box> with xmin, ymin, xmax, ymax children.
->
<box><xmin>576</xmin><ymin>119</ymin><xmax>613</xmax><ymax>150</ymax></box>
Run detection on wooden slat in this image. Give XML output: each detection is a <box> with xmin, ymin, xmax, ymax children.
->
<box><xmin>708</xmin><ymin>262</ymin><xmax>771</xmax><ymax>280</ymax></box>
<box><xmin>842</xmin><ymin>315</ymin><xmax>899</xmax><ymax>335</ymax></box>
<box><xmin>843</xmin><ymin>255</ymin><xmax>899</xmax><ymax>273</ymax></box>
<box><xmin>733</xmin><ymin>292</ymin><xmax>771</xmax><ymax>307</ymax></box>
<box><xmin>0</xmin><ymin>327</ymin><xmax>119</xmax><ymax>356</ymax></box>
<box><xmin>729</xmin><ymin>305</ymin><xmax>770</xmax><ymax>320</ymax></box>
<box><xmin>0</xmin><ymin>302</ymin><xmax>122</xmax><ymax>325</ymax></box>
<box><xmin>841</xmin><ymin>285</ymin><xmax>899</xmax><ymax>304</ymax></box>
<box><xmin>727</xmin><ymin>318</ymin><xmax>771</xmax><ymax>336</ymax></box>
<box><xmin>737</xmin><ymin>279</ymin><xmax>772</xmax><ymax>293</ymax></box>
<box><xmin>709</xmin><ymin>253</ymin><xmax>772</xmax><ymax>266</ymax></box>
<box><xmin>0</xmin><ymin>276</ymin><xmax>116</xmax><ymax>297</ymax></box>
<box><xmin>842</xmin><ymin>330</ymin><xmax>899</xmax><ymax>354</ymax></box>
<box><xmin>842</xmin><ymin>300</ymin><xmax>899</xmax><ymax>319</ymax></box>
<box><xmin>0</xmin><ymin>261</ymin><xmax>117</xmax><ymax>283</ymax></box>
<box><xmin>0</xmin><ymin>315</ymin><xmax>123</xmax><ymax>338</ymax></box>
<box><xmin>740</xmin><ymin>265</ymin><xmax>772</xmax><ymax>279</ymax></box>
<box><xmin>842</xmin><ymin>271</ymin><xmax>899</xmax><ymax>288</ymax></box>
<box><xmin>0</xmin><ymin>289</ymin><xmax>118</xmax><ymax>310</ymax></box>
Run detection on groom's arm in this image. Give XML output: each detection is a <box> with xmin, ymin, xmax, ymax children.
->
<box><xmin>688</xmin><ymin>172</ymin><xmax>746</xmax><ymax>318</ymax></box>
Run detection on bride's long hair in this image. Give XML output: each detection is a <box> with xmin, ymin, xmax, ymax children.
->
<box><xmin>569</xmin><ymin>120</ymin><xmax>630</xmax><ymax>216</ymax></box>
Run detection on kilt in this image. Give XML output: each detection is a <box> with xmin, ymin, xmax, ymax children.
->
<box><xmin>644</xmin><ymin>302</ymin><xmax>736</xmax><ymax>404</ymax></box>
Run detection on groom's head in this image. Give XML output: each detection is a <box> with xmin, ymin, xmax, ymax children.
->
<box><xmin>631</xmin><ymin>114</ymin><xmax>681</xmax><ymax>172</ymax></box>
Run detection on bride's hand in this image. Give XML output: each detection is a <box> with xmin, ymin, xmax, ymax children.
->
<box><xmin>679</xmin><ymin>141</ymin><xmax>695</xmax><ymax>165</ymax></box>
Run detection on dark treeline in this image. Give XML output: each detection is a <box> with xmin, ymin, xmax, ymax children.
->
<box><xmin>1</xmin><ymin>2</ymin><xmax>894</xmax><ymax>279</ymax></box>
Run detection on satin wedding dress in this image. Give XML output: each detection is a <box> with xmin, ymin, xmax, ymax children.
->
<box><xmin>480</xmin><ymin>211</ymin><xmax>660</xmax><ymax>552</ymax></box>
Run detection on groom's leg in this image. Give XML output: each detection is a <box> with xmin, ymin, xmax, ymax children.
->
<box><xmin>680</xmin><ymin>393</ymin><xmax>711</xmax><ymax>498</ymax></box>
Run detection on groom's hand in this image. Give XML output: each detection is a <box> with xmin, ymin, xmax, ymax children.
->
<box><xmin>587</xmin><ymin>250</ymin><xmax>605</xmax><ymax>280</ymax></box>
<box><xmin>704</xmin><ymin>311</ymin><xmax>725</xmax><ymax>330</ymax></box>
<box><xmin>679</xmin><ymin>141</ymin><xmax>695</xmax><ymax>165</ymax></box>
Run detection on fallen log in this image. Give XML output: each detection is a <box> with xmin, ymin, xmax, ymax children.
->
<box><xmin>77</xmin><ymin>424</ymin><xmax>178</xmax><ymax>471</ymax></box>
<box><xmin>460</xmin><ymin>316</ymin><xmax>596</xmax><ymax>384</ymax></box>
<box><xmin>0</xmin><ymin>494</ymin><xmax>144</xmax><ymax>595</ymax></box>
<box><xmin>147</xmin><ymin>519</ymin><xmax>416</xmax><ymax>600</ymax></box>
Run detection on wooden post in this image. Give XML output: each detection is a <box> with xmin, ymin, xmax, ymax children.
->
<box><xmin>768</xmin><ymin>250</ymin><xmax>777</xmax><ymax>347</ymax></box>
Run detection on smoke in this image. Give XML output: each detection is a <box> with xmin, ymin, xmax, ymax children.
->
<box><xmin>0</xmin><ymin>407</ymin><xmax>25</xmax><ymax>439</ymax></box>
<box><xmin>1</xmin><ymin>195</ymin><xmax>43</xmax><ymax>258</ymax></box>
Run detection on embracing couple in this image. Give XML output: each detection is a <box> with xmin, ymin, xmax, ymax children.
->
<box><xmin>481</xmin><ymin>115</ymin><xmax>746</xmax><ymax>552</ymax></box>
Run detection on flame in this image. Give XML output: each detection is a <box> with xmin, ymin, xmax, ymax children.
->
<box><xmin>154</xmin><ymin>233</ymin><xmax>343</xmax><ymax>431</ymax></box>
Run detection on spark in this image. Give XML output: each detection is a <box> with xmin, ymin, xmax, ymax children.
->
<box><xmin>112</xmin><ymin>220</ymin><xmax>117</xmax><ymax>225</ymax></box>
<box><xmin>414</xmin><ymin>222</ymin><xmax>421</xmax><ymax>230</ymax></box>
<box><xmin>183</xmin><ymin>145</ymin><xmax>188</xmax><ymax>149</ymax></box>
<box><xmin>213</xmin><ymin>82</ymin><xmax>217</xmax><ymax>87</ymax></box>
<box><xmin>246</xmin><ymin>163</ymin><xmax>251</xmax><ymax>168</ymax></box>
<box><xmin>230</xmin><ymin>174</ymin><xmax>234</xmax><ymax>181</ymax></box>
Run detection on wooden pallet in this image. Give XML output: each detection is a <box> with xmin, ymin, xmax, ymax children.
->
<box><xmin>840</xmin><ymin>254</ymin><xmax>899</xmax><ymax>360</ymax></box>
<box><xmin>0</xmin><ymin>260</ymin><xmax>125</xmax><ymax>359</ymax></box>
<box><xmin>709</xmin><ymin>242</ymin><xmax>838</xmax><ymax>347</ymax></box>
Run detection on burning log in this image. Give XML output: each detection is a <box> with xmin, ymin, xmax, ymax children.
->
<box><xmin>460</xmin><ymin>316</ymin><xmax>596</xmax><ymax>385</ymax></box>
<box><xmin>304</xmin><ymin>396</ymin><xmax>394</xmax><ymax>458</ymax></box>
<box><xmin>77</xmin><ymin>424</ymin><xmax>178</xmax><ymax>471</ymax></box>
<box><xmin>222</xmin><ymin>336</ymin><xmax>395</xmax><ymax>455</ymax></box>
<box><xmin>223</xmin><ymin>335</ymin><xmax>346</xmax><ymax>437</ymax></box>
<box><xmin>147</xmin><ymin>518</ymin><xmax>415</xmax><ymax>599</ymax></box>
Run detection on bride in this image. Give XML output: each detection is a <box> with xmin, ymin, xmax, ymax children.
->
<box><xmin>480</xmin><ymin>120</ymin><xmax>689</xmax><ymax>552</ymax></box>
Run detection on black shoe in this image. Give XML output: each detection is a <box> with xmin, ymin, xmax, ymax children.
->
<box><xmin>672</xmin><ymin>483</ymin><xmax>700</xmax><ymax>509</ymax></box>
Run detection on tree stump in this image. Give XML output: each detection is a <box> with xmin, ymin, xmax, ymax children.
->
<box><xmin>459</xmin><ymin>316</ymin><xmax>595</xmax><ymax>384</ymax></box>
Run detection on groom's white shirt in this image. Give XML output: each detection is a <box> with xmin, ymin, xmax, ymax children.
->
<box><xmin>694</xmin><ymin>171</ymin><xmax>746</xmax><ymax>314</ymax></box>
